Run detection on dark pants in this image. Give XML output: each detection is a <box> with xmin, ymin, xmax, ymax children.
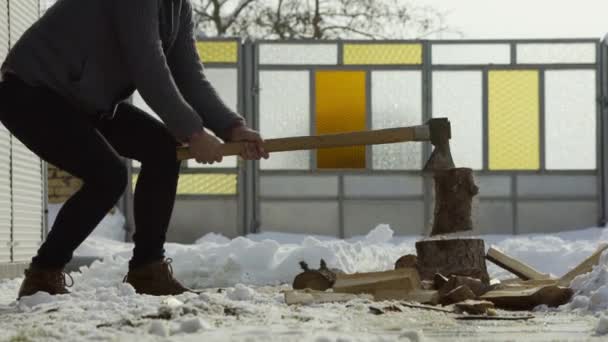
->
<box><xmin>0</xmin><ymin>74</ymin><xmax>181</xmax><ymax>269</ymax></box>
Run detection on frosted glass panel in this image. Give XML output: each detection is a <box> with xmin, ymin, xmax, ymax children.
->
<box><xmin>188</xmin><ymin>68</ymin><xmax>238</xmax><ymax>168</ymax></box>
<box><xmin>432</xmin><ymin>71</ymin><xmax>483</xmax><ymax>169</ymax></box>
<box><xmin>372</xmin><ymin>71</ymin><xmax>422</xmax><ymax>170</ymax></box>
<box><xmin>517</xmin><ymin>43</ymin><xmax>596</xmax><ymax>64</ymax></box>
<box><xmin>259</xmin><ymin>71</ymin><xmax>310</xmax><ymax>169</ymax></box>
<box><xmin>259</xmin><ymin>44</ymin><xmax>337</xmax><ymax>65</ymax></box>
<box><xmin>432</xmin><ymin>44</ymin><xmax>510</xmax><ymax>65</ymax></box>
<box><xmin>488</xmin><ymin>70</ymin><xmax>540</xmax><ymax>170</ymax></box>
<box><xmin>545</xmin><ymin>70</ymin><xmax>596</xmax><ymax>170</ymax></box>
<box><xmin>316</xmin><ymin>71</ymin><xmax>366</xmax><ymax>169</ymax></box>
<box><xmin>134</xmin><ymin>68</ymin><xmax>239</xmax><ymax>169</ymax></box>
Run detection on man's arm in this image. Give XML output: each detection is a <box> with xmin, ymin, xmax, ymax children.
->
<box><xmin>112</xmin><ymin>0</ymin><xmax>203</xmax><ymax>142</ymax></box>
<box><xmin>166</xmin><ymin>0</ymin><xmax>245</xmax><ymax>142</ymax></box>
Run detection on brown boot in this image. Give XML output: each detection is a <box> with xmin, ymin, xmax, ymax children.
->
<box><xmin>124</xmin><ymin>258</ymin><xmax>193</xmax><ymax>296</ymax></box>
<box><xmin>18</xmin><ymin>265</ymin><xmax>73</xmax><ymax>299</ymax></box>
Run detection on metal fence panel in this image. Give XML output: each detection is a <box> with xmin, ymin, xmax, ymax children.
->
<box><xmin>251</xmin><ymin>39</ymin><xmax>604</xmax><ymax>237</ymax></box>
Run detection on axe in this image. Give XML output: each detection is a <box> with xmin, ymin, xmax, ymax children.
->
<box><xmin>176</xmin><ymin>118</ymin><xmax>455</xmax><ymax>171</ymax></box>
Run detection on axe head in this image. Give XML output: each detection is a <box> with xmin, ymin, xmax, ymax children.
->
<box><xmin>423</xmin><ymin>118</ymin><xmax>455</xmax><ymax>172</ymax></box>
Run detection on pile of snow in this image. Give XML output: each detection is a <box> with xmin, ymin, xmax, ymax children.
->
<box><xmin>560</xmin><ymin>244</ymin><xmax>608</xmax><ymax>313</ymax></box>
<box><xmin>2</xmin><ymin>224</ymin><xmax>608</xmax><ymax>341</ymax></box>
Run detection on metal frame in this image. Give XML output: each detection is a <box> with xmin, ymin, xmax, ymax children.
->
<box><xmin>121</xmin><ymin>38</ymin><xmax>606</xmax><ymax>240</ymax></box>
<box><xmin>252</xmin><ymin>38</ymin><xmax>604</xmax><ymax>237</ymax></box>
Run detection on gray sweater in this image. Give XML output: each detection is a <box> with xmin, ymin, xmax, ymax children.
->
<box><xmin>2</xmin><ymin>0</ymin><xmax>244</xmax><ymax>142</ymax></box>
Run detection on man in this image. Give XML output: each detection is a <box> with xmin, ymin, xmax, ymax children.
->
<box><xmin>0</xmin><ymin>0</ymin><xmax>268</xmax><ymax>298</ymax></box>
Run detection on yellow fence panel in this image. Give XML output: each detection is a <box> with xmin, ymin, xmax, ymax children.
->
<box><xmin>196</xmin><ymin>41</ymin><xmax>238</xmax><ymax>63</ymax></box>
<box><xmin>343</xmin><ymin>44</ymin><xmax>422</xmax><ymax>65</ymax></box>
<box><xmin>316</xmin><ymin>71</ymin><xmax>367</xmax><ymax>169</ymax></box>
<box><xmin>133</xmin><ymin>173</ymin><xmax>237</xmax><ymax>195</ymax></box>
<box><xmin>488</xmin><ymin>70</ymin><xmax>540</xmax><ymax>170</ymax></box>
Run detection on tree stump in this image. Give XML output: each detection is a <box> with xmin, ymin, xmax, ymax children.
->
<box><xmin>415</xmin><ymin>239</ymin><xmax>489</xmax><ymax>285</ymax></box>
<box><xmin>431</xmin><ymin>168</ymin><xmax>479</xmax><ymax>236</ymax></box>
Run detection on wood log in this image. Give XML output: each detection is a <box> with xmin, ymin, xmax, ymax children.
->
<box><xmin>441</xmin><ymin>275</ymin><xmax>490</xmax><ymax>297</ymax></box>
<box><xmin>439</xmin><ymin>285</ymin><xmax>476</xmax><ymax>306</ymax></box>
<box><xmin>284</xmin><ymin>290</ymin><xmax>372</xmax><ymax>305</ymax></box>
<box><xmin>293</xmin><ymin>260</ymin><xmax>340</xmax><ymax>291</ymax></box>
<box><xmin>395</xmin><ymin>254</ymin><xmax>417</xmax><ymax>269</ymax></box>
<box><xmin>558</xmin><ymin>243</ymin><xmax>608</xmax><ymax>286</ymax></box>
<box><xmin>486</xmin><ymin>247</ymin><xmax>552</xmax><ymax>281</ymax></box>
<box><xmin>431</xmin><ymin>168</ymin><xmax>479</xmax><ymax>236</ymax></box>
<box><xmin>433</xmin><ymin>273</ymin><xmax>449</xmax><ymax>290</ymax></box>
<box><xmin>454</xmin><ymin>300</ymin><xmax>495</xmax><ymax>315</ymax></box>
<box><xmin>480</xmin><ymin>285</ymin><xmax>573</xmax><ymax>311</ymax></box>
<box><xmin>415</xmin><ymin>239</ymin><xmax>490</xmax><ymax>284</ymax></box>
<box><xmin>333</xmin><ymin>268</ymin><xmax>423</xmax><ymax>301</ymax></box>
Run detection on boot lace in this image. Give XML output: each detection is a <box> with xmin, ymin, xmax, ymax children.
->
<box><xmin>56</xmin><ymin>271</ymin><xmax>74</xmax><ymax>288</ymax></box>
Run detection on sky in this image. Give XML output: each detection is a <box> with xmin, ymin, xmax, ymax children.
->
<box><xmin>41</xmin><ymin>0</ymin><xmax>608</xmax><ymax>40</ymax></box>
<box><xmin>416</xmin><ymin>0</ymin><xmax>608</xmax><ymax>39</ymax></box>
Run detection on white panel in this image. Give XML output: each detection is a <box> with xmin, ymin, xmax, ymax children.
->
<box><xmin>475</xmin><ymin>175</ymin><xmax>511</xmax><ymax>197</ymax></box>
<box><xmin>517</xmin><ymin>43</ymin><xmax>596</xmax><ymax>64</ymax></box>
<box><xmin>545</xmin><ymin>70</ymin><xmax>596</xmax><ymax>170</ymax></box>
<box><xmin>343</xmin><ymin>201</ymin><xmax>425</xmax><ymax>237</ymax></box>
<box><xmin>432</xmin><ymin>44</ymin><xmax>510</xmax><ymax>65</ymax></box>
<box><xmin>170</xmin><ymin>199</ymin><xmax>238</xmax><ymax>241</ymax></box>
<box><xmin>432</xmin><ymin>71</ymin><xmax>483</xmax><ymax>170</ymax></box>
<box><xmin>474</xmin><ymin>200</ymin><xmax>514</xmax><ymax>235</ymax></box>
<box><xmin>11</xmin><ymin>139</ymin><xmax>43</xmax><ymax>262</ymax></box>
<box><xmin>259</xmin><ymin>71</ymin><xmax>310</xmax><ymax>170</ymax></box>
<box><xmin>188</xmin><ymin>68</ymin><xmax>238</xmax><ymax>168</ymax></box>
<box><xmin>371</xmin><ymin>71</ymin><xmax>422</xmax><ymax>170</ymax></box>
<box><xmin>344</xmin><ymin>175</ymin><xmax>423</xmax><ymax>197</ymax></box>
<box><xmin>260</xmin><ymin>175</ymin><xmax>338</xmax><ymax>197</ymax></box>
<box><xmin>517</xmin><ymin>175</ymin><xmax>597</xmax><ymax>197</ymax></box>
<box><xmin>518</xmin><ymin>201</ymin><xmax>597</xmax><ymax>234</ymax></box>
<box><xmin>0</xmin><ymin>0</ymin><xmax>8</xmax><ymax>62</ymax></box>
<box><xmin>260</xmin><ymin>201</ymin><xmax>339</xmax><ymax>236</ymax></box>
<box><xmin>9</xmin><ymin>0</ymin><xmax>38</xmax><ymax>47</ymax></box>
<box><xmin>0</xmin><ymin>126</ymin><xmax>11</xmax><ymax>263</ymax></box>
<box><xmin>259</xmin><ymin>44</ymin><xmax>338</xmax><ymax>65</ymax></box>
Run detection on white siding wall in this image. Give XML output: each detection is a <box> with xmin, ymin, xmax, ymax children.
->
<box><xmin>6</xmin><ymin>0</ymin><xmax>44</xmax><ymax>263</ymax></box>
<box><xmin>0</xmin><ymin>0</ymin><xmax>10</xmax><ymax>263</ymax></box>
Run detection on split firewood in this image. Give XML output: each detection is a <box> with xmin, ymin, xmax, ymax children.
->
<box><xmin>558</xmin><ymin>243</ymin><xmax>608</xmax><ymax>287</ymax></box>
<box><xmin>433</xmin><ymin>273</ymin><xmax>449</xmax><ymax>290</ymax></box>
<box><xmin>293</xmin><ymin>259</ymin><xmax>341</xmax><ymax>291</ymax></box>
<box><xmin>333</xmin><ymin>268</ymin><xmax>438</xmax><ymax>303</ymax></box>
<box><xmin>399</xmin><ymin>302</ymin><xmax>454</xmax><ymax>313</ymax></box>
<box><xmin>454</xmin><ymin>300</ymin><xmax>495</xmax><ymax>315</ymax></box>
<box><xmin>284</xmin><ymin>289</ymin><xmax>372</xmax><ymax>305</ymax></box>
<box><xmin>395</xmin><ymin>254</ymin><xmax>418</xmax><ymax>270</ymax></box>
<box><xmin>486</xmin><ymin>247</ymin><xmax>552</xmax><ymax>281</ymax></box>
<box><xmin>440</xmin><ymin>275</ymin><xmax>490</xmax><ymax>297</ymax></box>
<box><xmin>333</xmin><ymin>268</ymin><xmax>420</xmax><ymax>293</ymax></box>
<box><xmin>481</xmin><ymin>285</ymin><xmax>573</xmax><ymax>311</ymax></box>
<box><xmin>439</xmin><ymin>285</ymin><xmax>476</xmax><ymax>306</ymax></box>
<box><xmin>455</xmin><ymin>314</ymin><xmax>534</xmax><ymax>321</ymax></box>
<box><xmin>496</xmin><ymin>279</ymin><xmax>557</xmax><ymax>288</ymax></box>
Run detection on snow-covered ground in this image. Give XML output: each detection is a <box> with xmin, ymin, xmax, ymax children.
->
<box><xmin>2</xmin><ymin>208</ymin><xmax>608</xmax><ymax>341</ymax></box>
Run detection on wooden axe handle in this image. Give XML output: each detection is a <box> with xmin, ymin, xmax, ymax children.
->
<box><xmin>177</xmin><ymin>125</ymin><xmax>430</xmax><ymax>161</ymax></box>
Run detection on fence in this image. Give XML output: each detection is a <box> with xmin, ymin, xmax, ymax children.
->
<box><xmin>0</xmin><ymin>0</ymin><xmax>45</xmax><ymax>276</ymax></box>
<box><xmin>127</xmin><ymin>38</ymin><xmax>607</xmax><ymax>241</ymax></box>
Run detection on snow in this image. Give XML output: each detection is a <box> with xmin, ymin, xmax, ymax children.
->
<box><xmin>2</xmin><ymin>222</ymin><xmax>608</xmax><ymax>340</ymax></box>
<box><xmin>596</xmin><ymin>315</ymin><xmax>608</xmax><ymax>335</ymax></box>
